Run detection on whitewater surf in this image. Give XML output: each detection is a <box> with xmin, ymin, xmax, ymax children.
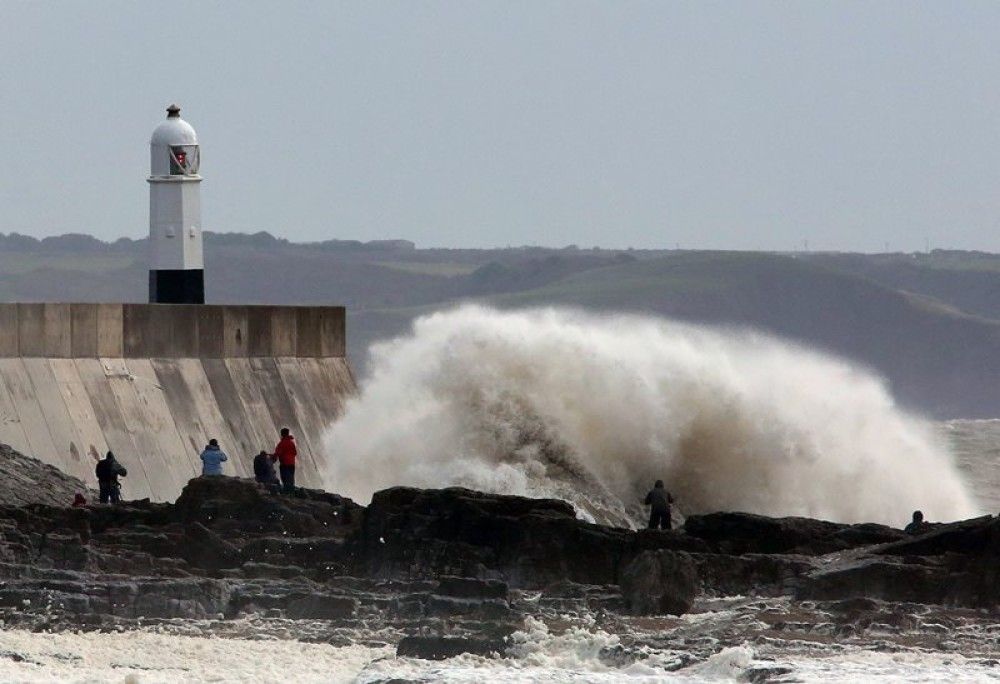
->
<box><xmin>324</xmin><ymin>305</ymin><xmax>976</xmax><ymax>526</ymax></box>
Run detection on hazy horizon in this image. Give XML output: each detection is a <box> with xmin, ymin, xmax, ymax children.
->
<box><xmin>3</xmin><ymin>2</ymin><xmax>1000</xmax><ymax>252</ymax></box>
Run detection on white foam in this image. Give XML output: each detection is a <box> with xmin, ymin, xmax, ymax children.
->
<box><xmin>0</xmin><ymin>628</ymin><xmax>390</xmax><ymax>683</ymax></box>
<box><xmin>357</xmin><ymin>616</ymin><xmax>704</xmax><ymax>683</ymax></box>
<box><xmin>324</xmin><ymin>305</ymin><xmax>976</xmax><ymax>525</ymax></box>
<box><xmin>786</xmin><ymin>649</ymin><xmax>1000</xmax><ymax>683</ymax></box>
<box><xmin>0</xmin><ymin>624</ymin><xmax>995</xmax><ymax>683</ymax></box>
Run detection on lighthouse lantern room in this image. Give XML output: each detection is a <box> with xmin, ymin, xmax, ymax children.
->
<box><xmin>148</xmin><ymin>104</ymin><xmax>205</xmax><ymax>304</ymax></box>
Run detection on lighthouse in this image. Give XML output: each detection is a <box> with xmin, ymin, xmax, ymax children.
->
<box><xmin>147</xmin><ymin>104</ymin><xmax>204</xmax><ymax>304</ymax></box>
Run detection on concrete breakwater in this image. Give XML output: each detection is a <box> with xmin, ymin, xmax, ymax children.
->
<box><xmin>0</xmin><ymin>303</ymin><xmax>353</xmax><ymax>501</ymax></box>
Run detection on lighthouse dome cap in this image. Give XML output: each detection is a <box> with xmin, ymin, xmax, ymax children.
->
<box><xmin>150</xmin><ymin>104</ymin><xmax>198</xmax><ymax>146</ymax></box>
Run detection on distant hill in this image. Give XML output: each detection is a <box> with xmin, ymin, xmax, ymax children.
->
<box><xmin>804</xmin><ymin>251</ymin><xmax>1000</xmax><ymax>322</ymax></box>
<box><xmin>350</xmin><ymin>251</ymin><xmax>1000</xmax><ymax>418</ymax></box>
<box><xmin>1</xmin><ymin>231</ymin><xmax>999</xmax><ymax>418</ymax></box>
<box><xmin>490</xmin><ymin>253</ymin><xmax>1000</xmax><ymax>418</ymax></box>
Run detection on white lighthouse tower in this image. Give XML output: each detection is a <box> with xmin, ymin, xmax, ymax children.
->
<box><xmin>147</xmin><ymin>104</ymin><xmax>204</xmax><ymax>303</ymax></box>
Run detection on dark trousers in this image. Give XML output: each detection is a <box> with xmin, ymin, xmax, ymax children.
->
<box><xmin>279</xmin><ymin>464</ymin><xmax>296</xmax><ymax>493</ymax></box>
<box><xmin>648</xmin><ymin>508</ymin><xmax>671</xmax><ymax>530</ymax></box>
<box><xmin>99</xmin><ymin>482</ymin><xmax>121</xmax><ymax>504</ymax></box>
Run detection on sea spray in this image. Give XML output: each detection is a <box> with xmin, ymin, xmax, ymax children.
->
<box><xmin>324</xmin><ymin>306</ymin><xmax>976</xmax><ymax>525</ymax></box>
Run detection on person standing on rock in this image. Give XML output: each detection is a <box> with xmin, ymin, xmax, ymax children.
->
<box><xmin>644</xmin><ymin>480</ymin><xmax>675</xmax><ymax>530</ymax></box>
<box><xmin>199</xmin><ymin>438</ymin><xmax>228</xmax><ymax>476</ymax></box>
<box><xmin>274</xmin><ymin>427</ymin><xmax>297</xmax><ymax>493</ymax></box>
<box><xmin>95</xmin><ymin>451</ymin><xmax>127</xmax><ymax>504</ymax></box>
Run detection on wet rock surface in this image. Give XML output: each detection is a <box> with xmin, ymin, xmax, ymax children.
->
<box><xmin>0</xmin><ymin>464</ymin><xmax>996</xmax><ymax>664</ymax></box>
<box><xmin>620</xmin><ymin>550</ymin><xmax>698</xmax><ymax>616</ymax></box>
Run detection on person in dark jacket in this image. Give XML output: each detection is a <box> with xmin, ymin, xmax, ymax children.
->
<box><xmin>253</xmin><ymin>450</ymin><xmax>279</xmax><ymax>485</ymax></box>
<box><xmin>644</xmin><ymin>480</ymin><xmax>675</xmax><ymax>530</ymax></box>
<box><xmin>95</xmin><ymin>451</ymin><xmax>127</xmax><ymax>504</ymax></box>
<box><xmin>904</xmin><ymin>510</ymin><xmax>931</xmax><ymax>535</ymax></box>
<box><xmin>274</xmin><ymin>428</ymin><xmax>298</xmax><ymax>493</ymax></box>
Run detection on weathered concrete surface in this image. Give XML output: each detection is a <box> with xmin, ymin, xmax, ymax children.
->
<box><xmin>0</xmin><ymin>303</ymin><xmax>346</xmax><ymax>359</ymax></box>
<box><xmin>0</xmin><ymin>356</ymin><xmax>353</xmax><ymax>501</ymax></box>
<box><xmin>0</xmin><ymin>304</ymin><xmax>353</xmax><ymax>501</ymax></box>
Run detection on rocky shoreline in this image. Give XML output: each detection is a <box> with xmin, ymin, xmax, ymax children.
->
<box><xmin>0</xmin><ymin>470</ymin><xmax>997</xmax><ymax>667</ymax></box>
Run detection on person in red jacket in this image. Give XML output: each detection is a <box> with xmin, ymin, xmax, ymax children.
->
<box><xmin>274</xmin><ymin>427</ymin><xmax>298</xmax><ymax>494</ymax></box>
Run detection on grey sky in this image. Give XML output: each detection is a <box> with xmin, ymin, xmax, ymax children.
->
<box><xmin>2</xmin><ymin>1</ymin><xmax>999</xmax><ymax>251</ymax></box>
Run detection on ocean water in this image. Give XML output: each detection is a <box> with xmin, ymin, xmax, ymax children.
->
<box><xmin>943</xmin><ymin>419</ymin><xmax>1000</xmax><ymax>514</ymax></box>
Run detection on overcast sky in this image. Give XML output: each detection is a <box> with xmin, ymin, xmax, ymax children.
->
<box><xmin>2</xmin><ymin>2</ymin><xmax>999</xmax><ymax>251</ymax></box>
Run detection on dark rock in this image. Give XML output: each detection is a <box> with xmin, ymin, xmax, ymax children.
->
<box><xmin>285</xmin><ymin>594</ymin><xmax>357</xmax><ymax>620</ymax></box>
<box><xmin>797</xmin><ymin>558</ymin><xmax>953</xmax><ymax>605</ymax></box>
<box><xmin>181</xmin><ymin>522</ymin><xmax>239</xmax><ymax>569</ymax></box>
<box><xmin>541</xmin><ymin>580</ymin><xmax>590</xmax><ymax>598</ymax></box>
<box><xmin>174</xmin><ymin>476</ymin><xmax>362</xmax><ymax>539</ymax></box>
<box><xmin>684</xmin><ymin>512</ymin><xmax>905</xmax><ymax>555</ymax></box>
<box><xmin>241</xmin><ymin>537</ymin><xmax>347</xmax><ymax>569</ymax></box>
<box><xmin>355</xmin><ymin>486</ymin><xmax>702</xmax><ymax>588</ymax></box>
<box><xmin>876</xmin><ymin>515</ymin><xmax>999</xmax><ymax>557</ymax></box>
<box><xmin>693</xmin><ymin>552</ymin><xmax>817</xmax><ymax>597</ymax></box>
<box><xmin>129</xmin><ymin>578</ymin><xmax>231</xmax><ymax>619</ymax></box>
<box><xmin>396</xmin><ymin>635</ymin><xmax>507</xmax><ymax>660</ymax></box>
<box><xmin>620</xmin><ymin>550</ymin><xmax>698</xmax><ymax>616</ymax></box>
<box><xmin>0</xmin><ymin>456</ymin><xmax>998</xmax><ymax>633</ymax></box>
<box><xmin>425</xmin><ymin>595</ymin><xmax>512</xmax><ymax>620</ymax></box>
<box><xmin>239</xmin><ymin>562</ymin><xmax>308</xmax><ymax>580</ymax></box>
<box><xmin>742</xmin><ymin>666</ymin><xmax>795</xmax><ymax>683</ymax></box>
<box><xmin>436</xmin><ymin>576</ymin><xmax>508</xmax><ymax>600</ymax></box>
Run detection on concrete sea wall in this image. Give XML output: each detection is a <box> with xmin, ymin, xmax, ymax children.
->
<box><xmin>0</xmin><ymin>304</ymin><xmax>353</xmax><ymax>501</ymax></box>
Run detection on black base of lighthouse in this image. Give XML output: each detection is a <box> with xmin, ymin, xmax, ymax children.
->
<box><xmin>149</xmin><ymin>269</ymin><xmax>205</xmax><ymax>304</ymax></box>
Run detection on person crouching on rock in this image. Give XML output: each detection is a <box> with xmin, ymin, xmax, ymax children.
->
<box><xmin>904</xmin><ymin>510</ymin><xmax>931</xmax><ymax>535</ymax></box>
<box><xmin>274</xmin><ymin>427</ymin><xmax>297</xmax><ymax>494</ymax></box>
<box><xmin>644</xmin><ymin>480</ymin><xmax>675</xmax><ymax>530</ymax></box>
<box><xmin>253</xmin><ymin>449</ymin><xmax>279</xmax><ymax>486</ymax></box>
<box><xmin>95</xmin><ymin>451</ymin><xmax>127</xmax><ymax>504</ymax></box>
<box><xmin>200</xmin><ymin>438</ymin><xmax>228</xmax><ymax>476</ymax></box>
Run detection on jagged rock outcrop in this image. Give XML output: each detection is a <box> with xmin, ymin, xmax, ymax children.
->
<box><xmin>684</xmin><ymin>511</ymin><xmax>906</xmax><ymax>555</ymax></box>
<box><xmin>355</xmin><ymin>486</ymin><xmax>704</xmax><ymax>587</ymax></box>
<box><xmin>796</xmin><ymin>515</ymin><xmax>1000</xmax><ymax>608</ymax></box>
<box><xmin>0</xmin><ymin>471</ymin><xmax>995</xmax><ymax>642</ymax></box>
<box><xmin>0</xmin><ymin>444</ymin><xmax>95</xmax><ymax>507</ymax></box>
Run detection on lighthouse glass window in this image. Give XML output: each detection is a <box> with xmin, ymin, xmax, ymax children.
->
<box><xmin>169</xmin><ymin>145</ymin><xmax>200</xmax><ymax>175</ymax></box>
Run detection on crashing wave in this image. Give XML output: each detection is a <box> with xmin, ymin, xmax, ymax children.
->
<box><xmin>323</xmin><ymin>306</ymin><xmax>975</xmax><ymax>526</ymax></box>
